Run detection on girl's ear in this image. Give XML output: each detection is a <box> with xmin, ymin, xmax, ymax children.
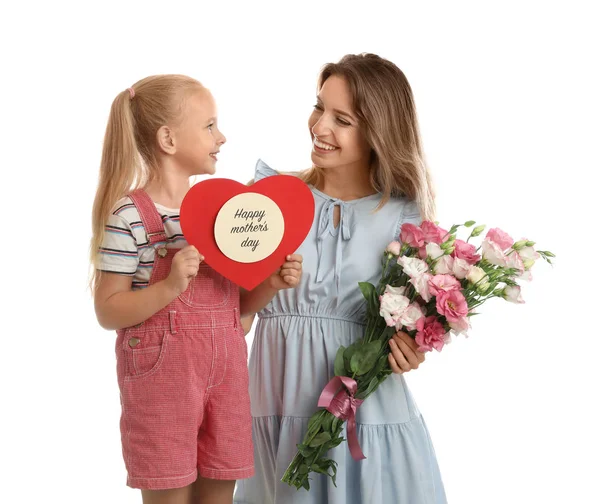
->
<box><xmin>156</xmin><ymin>125</ymin><xmax>176</xmax><ymax>154</ymax></box>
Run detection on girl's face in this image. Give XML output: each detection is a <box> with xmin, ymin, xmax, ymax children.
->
<box><xmin>173</xmin><ymin>89</ymin><xmax>226</xmax><ymax>176</ymax></box>
<box><xmin>308</xmin><ymin>75</ymin><xmax>371</xmax><ymax>171</ymax></box>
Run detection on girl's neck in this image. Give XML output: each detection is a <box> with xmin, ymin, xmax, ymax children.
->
<box><xmin>315</xmin><ymin>163</ymin><xmax>376</xmax><ymax>201</ymax></box>
<box><xmin>144</xmin><ymin>171</ymin><xmax>190</xmax><ymax>210</ymax></box>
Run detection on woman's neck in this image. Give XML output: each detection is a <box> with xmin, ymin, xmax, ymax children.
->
<box><xmin>315</xmin><ymin>163</ymin><xmax>376</xmax><ymax>201</ymax></box>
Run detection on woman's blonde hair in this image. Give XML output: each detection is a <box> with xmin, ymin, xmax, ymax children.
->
<box><xmin>300</xmin><ymin>53</ymin><xmax>435</xmax><ymax>220</ymax></box>
<box><xmin>90</xmin><ymin>74</ymin><xmax>204</xmax><ymax>290</ymax></box>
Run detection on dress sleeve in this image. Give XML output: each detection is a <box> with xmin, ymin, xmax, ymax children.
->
<box><xmin>393</xmin><ymin>199</ymin><xmax>422</xmax><ymax>241</ymax></box>
<box><xmin>254</xmin><ymin>158</ymin><xmax>279</xmax><ymax>182</ymax></box>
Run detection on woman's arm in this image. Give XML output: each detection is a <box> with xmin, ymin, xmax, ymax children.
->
<box><xmin>241</xmin><ymin>314</ymin><xmax>256</xmax><ymax>335</ymax></box>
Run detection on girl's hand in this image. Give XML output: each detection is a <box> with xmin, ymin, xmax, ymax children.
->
<box><xmin>268</xmin><ymin>254</ymin><xmax>303</xmax><ymax>290</ymax></box>
<box><xmin>165</xmin><ymin>246</ymin><xmax>204</xmax><ymax>294</ymax></box>
<box><xmin>388</xmin><ymin>331</ymin><xmax>426</xmax><ymax>374</ymax></box>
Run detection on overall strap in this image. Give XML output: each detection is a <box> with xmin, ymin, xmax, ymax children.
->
<box><xmin>128</xmin><ymin>189</ymin><xmax>168</xmax><ymax>245</ymax></box>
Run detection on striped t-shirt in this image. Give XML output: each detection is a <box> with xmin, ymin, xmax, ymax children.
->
<box><xmin>98</xmin><ymin>196</ymin><xmax>188</xmax><ymax>289</ymax></box>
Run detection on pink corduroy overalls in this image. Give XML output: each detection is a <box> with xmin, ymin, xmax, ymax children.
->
<box><xmin>115</xmin><ymin>189</ymin><xmax>254</xmax><ymax>490</ymax></box>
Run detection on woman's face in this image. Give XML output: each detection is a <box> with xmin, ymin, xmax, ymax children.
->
<box><xmin>308</xmin><ymin>75</ymin><xmax>371</xmax><ymax>171</ymax></box>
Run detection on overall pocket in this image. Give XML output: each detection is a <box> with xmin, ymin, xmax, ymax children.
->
<box><xmin>178</xmin><ymin>264</ymin><xmax>232</xmax><ymax>308</ymax></box>
<box><xmin>122</xmin><ymin>330</ymin><xmax>169</xmax><ymax>382</ymax></box>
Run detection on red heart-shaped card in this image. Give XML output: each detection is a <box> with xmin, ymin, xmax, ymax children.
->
<box><xmin>180</xmin><ymin>175</ymin><xmax>314</xmax><ymax>290</ymax></box>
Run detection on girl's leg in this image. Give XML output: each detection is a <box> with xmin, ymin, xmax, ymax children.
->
<box><xmin>191</xmin><ymin>477</ymin><xmax>235</xmax><ymax>504</ymax></box>
<box><xmin>141</xmin><ymin>485</ymin><xmax>193</xmax><ymax>504</ymax></box>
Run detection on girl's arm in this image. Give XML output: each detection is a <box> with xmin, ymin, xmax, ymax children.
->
<box><xmin>95</xmin><ymin>246</ymin><xmax>202</xmax><ymax>330</ymax></box>
<box><xmin>95</xmin><ymin>273</ymin><xmax>181</xmax><ymax>330</ymax></box>
<box><xmin>239</xmin><ymin>254</ymin><xmax>303</xmax><ymax>317</ymax></box>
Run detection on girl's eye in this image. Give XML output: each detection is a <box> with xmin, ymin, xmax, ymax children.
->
<box><xmin>313</xmin><ymin>103</ymin><xmax>323</xmax><ymax>111</ymax></box>
<box><xmin>208</xmin><ymin>123</ymin><xmax>214</xmax><ymax>131</ymax></box>
<box><xmin>336</xmin><ymin>118</ymin><xmax>351</xmax><ymax>126</ymax></box>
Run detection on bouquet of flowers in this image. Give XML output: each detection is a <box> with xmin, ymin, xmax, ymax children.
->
<box><xmin>281</xmin><ymin>220</ymin><xmax>554</xmax><ymax>491</ymax></box>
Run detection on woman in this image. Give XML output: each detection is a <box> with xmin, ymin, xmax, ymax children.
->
<box><xmin>235</xmin><ymin>53</ymin><xmax>446</xmax><ymax>504</ymax></box>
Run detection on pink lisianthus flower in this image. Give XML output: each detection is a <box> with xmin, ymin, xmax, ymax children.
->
<box><xmin>379</xmin><ymin>285</ymin><xmax>410</xmax><ymax>326</ymax></box>
<box><xmin>452</xmin><ymin>258</ymin><xmax>471</xmax><ymax>279</ymax></box>
<box><xmin>420</xmin><ymin>221</ymin><xmax>448</xmax><ymax>244</ymax></box>
<box><xmin>466</xmin><ymin>265</ymin><xmax>490</xmax><ymax>292</ymax></box>
<box><xmin>385</xmin><ymin>241</ymin><xmax>402</xmax><ymax>256</ymax></box>
<box><xmin>518</xmin><ymin>243</ymin><xmax>540</xmax><ymax>270</ymax></box>
<box><xmin>397</xmin><ymin>303</ymin><xmax>425</xmax><ymax>332</ymax></box>
<box><xmin>517</xmin><ymin>270</ymin><xmax>533</xmax><ymax>281</ymax></box>
<box><xmin>486</xmin><ymin>228</ymin><xmax>514</xmax><ymax>250</ymax></box>
<box><xmin>415</xmin><ymin>316</ymin><xmax>447</xmax><ymax>352</ymax></box>
<box><xmin>452</xmin><ymin>239</ymin><xmax>481</xmax><ymax>265</ymax></box>
<box><xmin>481</xmin><ymin>238</ymin><xmax>507</xmax><ymax>266</ymax></box>
<box><xmin>410</xmin><ymin>273</ymin><xmax>433</xmax><ymax>302</ymax></box>
<box><xmin>436</xmin><ymin>290</ymin><xmax>469</xmax><ymax>323</ymax></box>
<box><xmin>505</xmin><ymin>251</ymin><xmax>525</xmax><ymax>275</ymax></box>
<box><xmin>400</xmin><ymin>223</ymin><xmax>425</xmax><ymax>248</ymax></box>
<box><xmin>502</xmin><ymin>285</ymin><xmax>525</xmax><ymax>304</ymax></box>
<box><xmin>433</xmin><ymin>255</ymin><xmax>455</xmax><ymax>275</ymax></box>
<box><xmin>429</xmin><ymin>274</ymin><xmax>462</xmax><ymax>296</ymax></box>
<box><xmin>425</xmin><ymin>242</ymin><xmax>445</xmax><ymax>260</ymax></box>
<box><xmin>448</xmin><ymin>316</ymin><xmax>470</xmax><ymax>335</ymax></box>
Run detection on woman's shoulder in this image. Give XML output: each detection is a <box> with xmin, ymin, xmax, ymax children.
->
<box><xmin>388</xmin><ymin>195</ymin><xmax>421</xmax><ymax>230</ymax></box>
<box><xmin>374</xmin><ymin>194</ymin><xmax>420</xmax><ymax>219</ymax></box>
<box><xmin>253</xmin><ymin>158</ymin><xmax>303</xmax><ymax>182</ymax></box>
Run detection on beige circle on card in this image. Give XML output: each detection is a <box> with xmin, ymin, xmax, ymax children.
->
<box><xmin>214</xmin><ymin>193</ymin><xmax>285</xmax><ymax>263</ymax></box>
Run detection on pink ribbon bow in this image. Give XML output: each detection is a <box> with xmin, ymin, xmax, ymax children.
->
<box><xmin>318</xmin><ymin>375</ymin><xmax>366</xmax><ymax>460</ymax></box>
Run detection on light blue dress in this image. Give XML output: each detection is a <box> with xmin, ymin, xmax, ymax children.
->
<box><xmin>234</xmin><ymin>160</ymin><xmax>446</xmax><ymax>504</ymax></box>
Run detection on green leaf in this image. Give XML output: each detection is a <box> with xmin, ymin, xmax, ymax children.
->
<box><xmin>364</xmin><ymin>376</ymin><xmax>379</xmax><ymax>397</ymax></box>
<box><xmin>307</xmin><ymin>410</ymin><xmax>325</xmax><ymax>433</ymax></box>
<box><xmin>332</xmin><ymin>417</ymin><xmax>341</xmax><ymax>432</ymax></box>
<box><xmin>297</xmin><ymin>443</ymin><xmax>312</xmax><ymax>457</ymax></box>
<box><xmin>334</xmin><ymin>346</ymin><xmax>347</xmax><ymax>376</ymax></box>
<box><xmin>322</xmin><ymin>412</ymin><xmax>334</xmax><ymax>432</ymax></box>
<box><xmin>298</xmin><ymin>464</ymin><xmax>309</xmax><ymax>475</ymax></box>
<box><xmin>309</xmin><ymin>432</ymin><xmax>332</xmax><ymax>447</ymax></box>
<box><xmin>301</xmin><ymin>479</ymin><xmax>311</xmax><ymax>491</ymax></box>
<box><xmin>358</xmin><ymin>282</ymin><xmax>375</xmax><ymax>303</ymax></box>
<box><xmin>343</xmin><ymin>342</ymin><xmax>358</xmax><ymax>369</ymax></box>
<box><xmin>350</xmin><ymin>340</ymin><xmax>381</xmax><ymax>375</ymax></box>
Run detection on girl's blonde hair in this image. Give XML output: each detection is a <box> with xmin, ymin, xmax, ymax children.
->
<box><xmin>90</xmin><ymin>74</ymin><xmax>204</xmax><ymax>290</ymax></box>
<box><xmin>300</xmin><ymin>53</ymin><xmax>436</xmax><ymax>220</ymax></box>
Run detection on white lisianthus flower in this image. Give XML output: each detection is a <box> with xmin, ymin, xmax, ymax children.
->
<box><xmin>398</xmin><ymin>256</ymin><xmax>430</xmax><ymax>278</ymax></box>
<box><xmin>482</xmin><ymin>239</ymin><xmax>507</xmax><ymax>266</ymax></box>
<box><xmin>379</xmin><ymin>285</ymin><xmax>410</xmax><ymax>326</ymax></box>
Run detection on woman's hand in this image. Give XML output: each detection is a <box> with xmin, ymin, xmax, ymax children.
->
<box><xmin>268</xmin><ymin>254</ymin><xmax>303</xmax><ymax>290</ymax></box>
<box><xmin>388</xmin><ymin>331</ymin><xmax>426</xmax><ymax>374</ymax></box>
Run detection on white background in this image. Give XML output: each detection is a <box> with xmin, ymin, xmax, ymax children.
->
<box><xmin>1</xmin><ymin>1</ymin><xmax>598</xmax><ymax>503</ymax></box>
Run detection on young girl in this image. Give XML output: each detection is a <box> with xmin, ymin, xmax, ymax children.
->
<box><xmin>90</xmin><ymin>74</ymin><xmax>303</xmax><ymax>504</ymax></box>
<box><xmin>234</xmin><ymin>54</ymin><xmax>446</xmax><ymax>503</ymax></box>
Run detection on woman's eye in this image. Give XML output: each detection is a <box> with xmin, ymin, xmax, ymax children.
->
<box><xmin>337</xmin><ymin>118</ymin><xmax>351</xmax><ymax>126</ymax></box>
